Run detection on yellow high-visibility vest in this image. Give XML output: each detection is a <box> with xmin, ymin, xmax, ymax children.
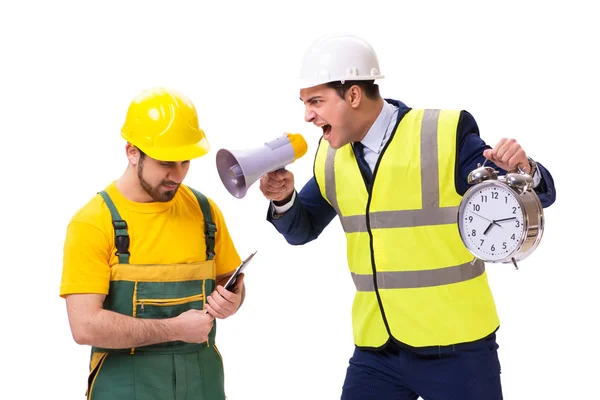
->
<box><xmin>314</xmin><ymin>108</ymin><xmax>500</xmax><ymax>348</ymax></box>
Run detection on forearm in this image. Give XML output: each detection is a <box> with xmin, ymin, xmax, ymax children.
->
<box><xmin>74</xmin><ymin>308</ymin><xmax>179</xmax><ymax>349</ymax></box>
<box><xmin>267</xmin><ymin>178</ymin><xmax>337</xmax><ymax>245</ymax></box>
<box><xmin>456</xmin><ymin>120</ymin><xmax>556</xmax><ymax>208</ymax></box>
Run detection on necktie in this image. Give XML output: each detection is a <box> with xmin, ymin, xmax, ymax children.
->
<box><xmin>353</xmin><ymin>142</ymin><xmax>373</xmax><ymax>188</ymax></box>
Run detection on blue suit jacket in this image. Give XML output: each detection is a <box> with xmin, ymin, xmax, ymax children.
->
<box><xmin>267</xmin><ymin>99</ymin><xmax>556</xmax><ymax>245</ymax></box>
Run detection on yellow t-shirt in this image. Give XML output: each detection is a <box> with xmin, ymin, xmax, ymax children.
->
<box><xmin>60</xmin><ymin>182</ymin><xmax>241</xmax><ymax>297</ymax></box>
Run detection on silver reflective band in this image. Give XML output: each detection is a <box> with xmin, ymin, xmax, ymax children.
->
<box><xmin>324</xmin><ymin>146</ymin><xmax>340</xmax><ymax>215</ymax></box>
<box><xmin>420</xmin><ymin>109</ymin><xmax>441</xmax><ymax>209</ymax></box>
<box><xmin>351</xmin><ymin>260</ymin><xmax>485</xmax><ymax>291</ymax></box>
<box><xmin>325</xmin><ymin>109</ymin><xmax>455</xmax><ymax>233</ymax></box>
<box><xmin>340</xmin><ymin>207</ymin><xmax>459</xmax><ymax>233</ymax></box>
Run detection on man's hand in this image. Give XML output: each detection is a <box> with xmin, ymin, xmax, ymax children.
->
<box><xmin>259</xmin><ymin>170</ymin><xmax>295</xmax><ymax>204</ymax></box>
<box><xmin>206</xmin><ymin>274</ymin><xmax>245</xmax><ymax>319</ymax></box>
<box><xmin>483</xmin><ymin>138</ymin><xmax>531</xmax><ymax>174</ymax></box>
<box><xmin>173</xmin><ymin>309</ymin><xmax>215</xmax><ymax>343</ymax></box>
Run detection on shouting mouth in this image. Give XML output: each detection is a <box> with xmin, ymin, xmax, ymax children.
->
<box><xmin>322</xmin><ymin>124</ymin><xmax>331</xmax><ymax>140</ymax></box>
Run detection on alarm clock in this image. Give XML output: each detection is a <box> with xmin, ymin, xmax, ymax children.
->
<box><xmin>457</xmin><ymin>159</ymin><xmax>544</xmax><ymax>269</ymax></box>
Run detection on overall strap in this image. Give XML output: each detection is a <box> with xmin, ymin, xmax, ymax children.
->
<box><xmin>189</xmin><ymin>187</ymin><xmax>217</xmax><ymax>261</ymax></box>
<box><xmin>98</xmin><ymin>190</ymin><xmax>130</xmax><ymax>264</ymax></box>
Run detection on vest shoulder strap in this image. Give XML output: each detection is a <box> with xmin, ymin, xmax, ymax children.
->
<box><xmin>98</xmin><ymin>190</ymin><xmax>130</xmax><ymax>264</ymax></box>
<box><xmin>188</xmin><ymin>187</ymin><xmax>217</xmax><ymax>261</ymax></box>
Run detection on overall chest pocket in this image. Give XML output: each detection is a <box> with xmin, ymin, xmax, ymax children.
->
<box><xmin>135</xmin><ymin>293</ymin><xmax>205</xmax><ymax>318</ymax></box>
<box><xmin>133</xmin><ymin>281</ymin><xmax>209</xmax><ymax>319</ymax></box>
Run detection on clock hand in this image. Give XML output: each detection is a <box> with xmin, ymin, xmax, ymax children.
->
<box><xmin>473</xmin><ymin>212</ymin><xmax>502</xmax><ymax>228</ymax></box>
<box><xmin>496</xmin><ymin>217</ymin><xmax>517</xmax><ymax>223</ymax></box>
<box><xmin>472</xmin><ymin>212</ymin><xmax>492</xmax><ymax>223</ymax></box>
<box><xmin>483</xmin><ymin>222</ymin><xmax>494</xmax><ymax>235</ymax></box>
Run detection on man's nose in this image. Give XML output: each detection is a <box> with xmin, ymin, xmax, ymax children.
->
<box><xmin>169</xmin><ymin>164</ymin><xmax>187</xmax><ymax>183</ymax></box>
<box><xmin>304</xmin><ymin>108</ymin><xmax>316</xmax><ymax>123</ymax></box>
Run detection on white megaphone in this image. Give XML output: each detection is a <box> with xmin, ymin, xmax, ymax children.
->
<box><xmin>216</xmin><ymin>133</ymin><xmax>308</xmax><ymax>198</ymax></box>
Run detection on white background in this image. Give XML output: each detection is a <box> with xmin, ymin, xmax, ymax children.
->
<box><xmin>1</xmin><ymin>0</ymin><xmax>598</xmax><ymax>399</ymax></box>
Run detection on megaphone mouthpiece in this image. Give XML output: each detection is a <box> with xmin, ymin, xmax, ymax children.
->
<box><xmin>286</xmin><ymin>133</ymin><xmax>308</xmax><ymax>160</ymax></box>
<box><xmin>216</xmin><ymin>133</ymin><xmax>308</xmax><ymax>199</ymax></box>
<box><xmin>228</xmin><ymin>164</ymin><xmax>243</xmax><ymax>178</ymax></box>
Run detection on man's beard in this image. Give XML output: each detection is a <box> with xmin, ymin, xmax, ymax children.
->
<box><xmin>137</xmin><ymin>164</ymin><xmax>179</xmax><ymax>202</ymax></box>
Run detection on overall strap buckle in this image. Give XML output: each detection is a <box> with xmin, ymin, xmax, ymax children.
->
<box><xmin>112</xmin><ymin>219</ymin><xmax>130</xmax><ymax>257</ymax></box>
<box><xmin>189</xmin><ymin>187</ymin><xmax>217</xmax><ymax>261</ymax></box>
<box><xmin>98</xmin><ymin>190</ymin><xmax>130</xmax><ymax>264</ymax></box>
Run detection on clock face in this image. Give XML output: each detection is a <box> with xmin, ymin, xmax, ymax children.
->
<box><xmin>459</xmin><ymin>183</ymin><xmax>525</xmax><ymax>262</ymax></box>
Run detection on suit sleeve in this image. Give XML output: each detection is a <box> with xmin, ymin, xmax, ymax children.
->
<box><xmin>266</xmin><ymin>176</ymin><xmax>338</xmax><ymax>245</ymax></box>
<box><xmin>456</xmin><ymin>110</ymin><xmax>556</xmax><ymax>208</ymax></box>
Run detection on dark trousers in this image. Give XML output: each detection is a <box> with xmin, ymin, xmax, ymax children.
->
<box><xmin>341</xmin><ymin>333</ymin><xmax>502</xmax><ymax>400</ymax></box>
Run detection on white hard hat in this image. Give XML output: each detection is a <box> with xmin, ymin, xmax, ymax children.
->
<box><xmin>299</xmin><ymin>34</ymin><xmax>385</xmax><ymax>90</ymax></box>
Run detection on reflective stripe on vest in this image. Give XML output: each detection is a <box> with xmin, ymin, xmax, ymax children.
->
<box><xmin>314</xmin><ymin>107</ymin><xmax>499</xmax><ymax>348</ymax></box>
<box><xmin>324</xmin><ymin>109</ymin><xmax>484</xmax><ymax>290</ymax></box>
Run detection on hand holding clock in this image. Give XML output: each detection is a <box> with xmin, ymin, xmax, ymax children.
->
<box><xmin>483</xmin><ymin>138</ymin><xmax>531</xmax><ymax>174</ymax></box>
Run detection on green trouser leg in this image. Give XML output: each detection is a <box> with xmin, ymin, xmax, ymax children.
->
<box><xmin>89</xmin><ymin>345</ymin><xmax>225</xmax><ymax>400</ymax></box>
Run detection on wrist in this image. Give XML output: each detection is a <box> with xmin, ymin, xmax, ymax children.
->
<box><xmin>527</xmin><ymin>156</ymin><xmax>537</xmax><ymax>176</ymax></box>
<box><xmin>527</xmin><ymin>156</ymin><xmax>542</xmax><ymax>188</ymax></box>
<box><xmin>273</xmin><ymin>191</ymin><xmax>294</xmax><ymax>206</ymax></box>
<box><xmin>164</xmin><ymin>318</ymin><xmax>181</xmax><ymax>342</ymax></box>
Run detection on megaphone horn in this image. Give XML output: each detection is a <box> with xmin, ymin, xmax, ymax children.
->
<box><xmin>216</xmin><ymin>133</ymin><xmax>308</xmax><ymax>199</ymax></box>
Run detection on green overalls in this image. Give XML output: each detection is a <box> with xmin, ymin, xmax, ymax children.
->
<box><xmin>86</xmin><ymin>188</ymin><xmax>226</xmax><ymax>400</ymax></box>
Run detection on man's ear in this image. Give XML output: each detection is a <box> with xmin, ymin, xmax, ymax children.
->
<box><xmin>125</xmin><ymin>143</ymin><xmax>140</xmax><ymax>166</ymax></box>
<box><xmin>347</xmin><ymin>85</ymin><xmax>362</xmax><ymax>109</ymax></box>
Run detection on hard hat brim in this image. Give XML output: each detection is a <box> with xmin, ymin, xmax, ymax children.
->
<box><xmin>138</xmin><ymin>137</ymin><xmax>211</xmax><ymax>162</ymax></box>
<box><xmin>298</xmin><ymin>75</ymin><xmax>385</xmax><ymax>90</ymax></box>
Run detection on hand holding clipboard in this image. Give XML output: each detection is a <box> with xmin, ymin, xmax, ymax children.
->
<box><xmin>204</xmin><ymin>251</ymin><xmax>257</xmax><ymax>316</ymax></box>
<box><xmin>224</xmin><ymin>251</ymin><xmax>257</xmax><ymax>291</ymax></box>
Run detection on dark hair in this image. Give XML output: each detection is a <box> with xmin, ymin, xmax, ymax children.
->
<box><xmin>326</xmin><ymin>80</ymin><xmax>380</xmax><ymax>100</ymax></box>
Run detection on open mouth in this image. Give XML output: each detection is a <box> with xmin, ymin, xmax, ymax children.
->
<box><xmin>322</xmin><ymin>124</ymin><xmax>331</xmax><ymax>139</ymax></box>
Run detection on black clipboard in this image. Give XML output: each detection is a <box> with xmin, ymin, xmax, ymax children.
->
<box><xmin>224</xmin><ymin>251</ymin><xmax>257</xmax><ymax>291</ymax></box>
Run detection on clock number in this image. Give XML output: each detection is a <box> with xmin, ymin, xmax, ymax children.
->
<box><xmin>468</xmin><ymin>216</ymin><xmax>473</xmax><ymax>223</ymax></box>
<box><xmin>491</xmin><ymin>192</ymin><xmax>498</xmax><ymax>199</ymax></box>
<box><xmin>512</xmin><ymin>206</ymin><xmax>517</xmax><ymax>214</ymax></box>
<box><xmin>502</xmin><ymin>242</ymin><xmax>507</xmax><ymax>249</ymax></box>
<box><xmin>515</xmin><ymin>220</ymin><xmax>520</xmax><ymax>228</ymax></box>
<box><xmin>471</xmin><ymin>229</ymin><xmax>476</xmax><ymax>236</ymax></box>
<box><xmin>473</xmin><ymin>204</ymin><xmax>480</xmax><ymax>212</ymax></box>
<box><xmin>505</xmin><ymin>196</ymin><xmax>508</xmax><ymax>203</ymax></box>
<box><xmin>480</xmin><ymin>239</ymin><xmax>484</xmax><ymax>246</ymax></box>
<box><xmin>511</xmin><ymin>233</ymin><xmax>516</xmax><ymax>240</ymax></box>
<box><xmin>481</xmin><ymin>195</ymin><xmax>488</xmax><ymax>202</ymax></box>
<box><xmin>491</xmin><ymin>244</ymin><xmax>495</xmax><ymax>251</ymax></box>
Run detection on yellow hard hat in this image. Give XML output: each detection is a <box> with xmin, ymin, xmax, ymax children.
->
<box><xmin>121</xmin><ymin>87</ymin><xmax>210</xmax><ymax>161</ymax></box>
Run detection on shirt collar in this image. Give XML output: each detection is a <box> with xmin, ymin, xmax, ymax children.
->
<box><xmin>360</xmin><ymin>100</ymin><xmax>395</xmax><ymax>153</ymax></box>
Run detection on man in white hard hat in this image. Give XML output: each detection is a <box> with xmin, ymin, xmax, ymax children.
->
<box><xmin>259</xmin><ymin>34</ymin><xmax>556</xmax><ymax>399</ymax></box>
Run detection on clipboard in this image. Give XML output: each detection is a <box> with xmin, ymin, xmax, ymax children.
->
<box><xmin>224</xmin><ymin>251</ymin><xmax>257</xmax><ymax>291</ymax></box>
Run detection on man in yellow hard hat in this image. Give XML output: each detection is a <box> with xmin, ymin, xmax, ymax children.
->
<box><xmin>260</xmin><ymin>34</ymin><xmax>557</xmax><ymax>399</ymax></box>
<box><xmin>60</xmin><ymin>87</ymin><xmax>244</xmax><ymax>400</ymax></box>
